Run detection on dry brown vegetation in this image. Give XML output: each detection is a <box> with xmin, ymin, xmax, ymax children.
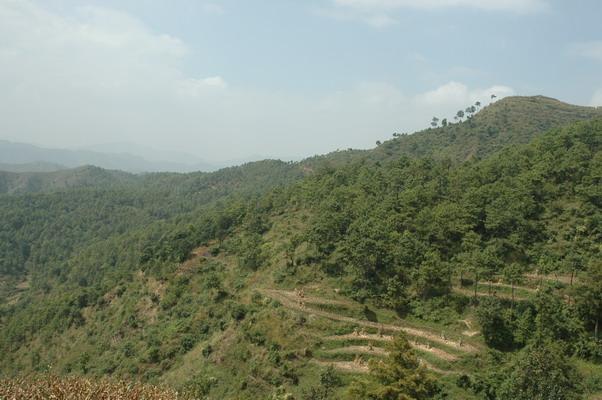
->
<box><xmin>0</xmin><ymin>375</ymin><xmax>182</xmax><ymax>400</ymax></box>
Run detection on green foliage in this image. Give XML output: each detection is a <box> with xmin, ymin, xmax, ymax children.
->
<box><xmin>304</xmin><ymin>120</ymin><xmax>601</xmax><ymax>310</ymax></box>
<box><xmin>497</xmin><ymin>341</ymin><xmax>583</xmax><ymax>400</ymax></box>
<box><xmin>381</xmin><ymin>276</ymin><xmax>411</xmax><ymax>315</ymax></box>
<box><xmin>237</xmin><ymin>232</ymin><xmax>266</xmax><ymax>270</ymax></box>
<box><xmin>301</xmin><ymin>366</ymin><xmax>342</xmax><ymax>400</ymax></box>
<box><xmin>320</xmin><ymin>365</ymin><xmax>342</xmax><ymax>393</ymax></box>
<box><xmin>533</xmin><ymin>287</ymin><xmax>584</xmax><ymax>346</ymax></box>
<box><xmin>476</xmin><ymin>297</ymin><xmax>516</xmax><ymax>350</ymax></box>
<box><xmin>502</xmin><ymin>262</ymin><xmax>524</xmax><ymax>304</ymax></box>
<box><xmin>348</xmin><ymin>334</ymin><xmax>441</xmax><ymax>399</ymax></box>
<box><xmin>411</xmin><ymin>250</ymin><xmax>451</xmax><ymax>299</ymax></box>
<box><xmin>183</xmin><ymin>374</ymin><xmax>218</xmax><ymax>398</ymax></box>
<box><xmin>574</xmin><ymin>260</ymin><xmax>602</xmax><ymax>341</ymax></box>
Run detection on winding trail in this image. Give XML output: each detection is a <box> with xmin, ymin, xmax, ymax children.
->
<box><xmin>460</xmin><ymin>320</ymin><xmax>480</xmax><ymax>337</ymax></box>
<box><xmin>480</xmin><ymin>281</ymin><xmax>537</xmax><ymax>293</ymax></box>
<box><xmin>452</xmin><ymin>286</ymin><xmax>530</xmax><ymax>301</ymax></box>
<box><xmin>524</xmin><ymin>273</ymin><xmax>576</xmax><ymax>284</ymax></box>
<box><xmin>312</xmin><ymin>360</ymin><xmax>369</xmax><ymax>373</ymax></box>
<box><xmin>261</xmin><ymin>289</ymin><xmax>478</xmax><ymax>353</ymax></box>
<box><xmin>313</xmin><ymin>359</ymin><xmax>450</xmax><ymax>375</ymax></box>
<box><xmin>268</xmin><ymin>289</ymin><xmax>353</xmax><ymax>307</ymax></box>
<box><xmin>324</xmin><ymin>345</ymin><xmax>388</xmax><ymax>356</ymax></box>
<box><xmin>325</xmin><ymin>333</ymin><xmax>393</xmax><ymax>342</ymax></box>
<box><xmin>324</xmin><ymin>334</ymin><xmax>459</xmax><ymax>361</ymax></box>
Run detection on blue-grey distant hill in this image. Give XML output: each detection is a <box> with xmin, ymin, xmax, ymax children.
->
<box><xmin>0</xmin><ymin>161</ymin><xmax>66</xmax><ymax>173</ymax></box>
<box><xmin>0</xmin><ymin>140</ymin><xmax>218</xmax><ymax>173</ymax></box>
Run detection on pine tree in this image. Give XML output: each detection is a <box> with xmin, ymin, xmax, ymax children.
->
<box><xmin>497</xmin><ymin>341</ymin><xmax>582</xmax><ymax>400</ymax></box>
<box><xmin>348</xmin><ymin>333</ymin><xmax>440</xmax><ymax>399</ymax></box>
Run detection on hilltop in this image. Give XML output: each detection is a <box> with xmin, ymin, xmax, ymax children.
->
<box><xmin>372</xmin><ymin>95</ymin><xmax>602</xmax><ymax>162</ymax></box>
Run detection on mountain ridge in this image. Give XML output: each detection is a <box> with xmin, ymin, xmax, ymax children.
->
<box><xmin>0</xmin><ymin>140</ymin><xmax>218</xmax><ymax>173</ymax></box>
<box><xmin>3</xmin><ymin>95</ymin><xmax>600</xmax><ymax>195</ymax></box>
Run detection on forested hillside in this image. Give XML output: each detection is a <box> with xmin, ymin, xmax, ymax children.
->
<box><xmin>0</xmin><ymin>97</ymin><xmax>601</xmax><ymax>399</ymax></box>
<box><xmin>0</xmin><ymin>166</ymin><xmax>137</xmax><ymax>195</ymax></box>
<box><xmin>0</xmin><ymin>160</ymin><xmax>304</xmax><ymax>310</ymax></box>
<box><xmin>0</xmin><ymin>160</ymin><xmax>303</xmax><ymax>195</ymax></box>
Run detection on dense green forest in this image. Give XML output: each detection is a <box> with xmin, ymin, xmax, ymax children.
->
<box><xmin>0</xmin><ymin>97</ymin><xmax>601</xmax><ymax>399</ymax></box>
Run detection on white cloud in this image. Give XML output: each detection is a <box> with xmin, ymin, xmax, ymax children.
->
<box><xmin>200</xmin><ymin>76</ymin><xmax>227</xmax><ymax>88</ymax></box>
<box><xmin>0</xmin><ymin>1</ymin><xmax>516</xmax><ymax>162</ymax></box>
<box><xmin>571</xmin><ymin>41</ymin><xmax>602</xmax><ymax>62</ymax></box>
<box><xmin>591</xmin><ymin>89</ymin><xmax>602</xmax><ymax>107</ymax></box>
<box><xmin>0</xmin><ymin>0</ymin><xmax>188</xmax><ymax>95</ymax></box>
<box><xmin>202</xmin><ymin>3</ymin><xmax>225</xmax><ymax>15</ymax></box>
<box><xmin>318</xmin><ymin>82</ymin><xmax>406</xmax><ymax>111</ymax></box>
<box><xmin>416</xmin><ymin>81</ymin><xmax>470</xmax><ymax>105</ymax></box>
<box><xmin>177</xmin><ymin>76</ymin><xmax>228</xmax><ymax>97</ymax></box>
<box><xmin>312</xmin><ymin>6</ymin><xmax>396</xmax><ymax>28</ymax></box>
<box><xmin>333</xmin><ymin>0</ymin><xmax>547</xmax><ymax>13</ymax></box>
<box><xmin>416</xmin><ymin>81</ymin><xmax>513</xmax><ymax>106</ymax></box>
<box><xmin>365</xmin><ymin>14</ymin><xmax>398</xmax><ymax>27</ymax></box>
<box><xmin>324</xmin><ymin>0</ymin><xmax>546</xmax><ymax>27</ymax></box>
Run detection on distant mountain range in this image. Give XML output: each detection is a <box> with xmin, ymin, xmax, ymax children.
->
<box><xmin>0</xmin><ymin>161</ymin><xmax>66</xmax><ymax>173</ymax></box>
<box><xmin>0</xmin><ymin>141</ymin><xmax>221</xmax><ymax>173</ymax></box>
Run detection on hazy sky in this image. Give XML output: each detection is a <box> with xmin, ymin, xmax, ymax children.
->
<box><xmin>1</xmin><ymin>0</ymin><xmax>601</xmax><ymax>162</ymax></box>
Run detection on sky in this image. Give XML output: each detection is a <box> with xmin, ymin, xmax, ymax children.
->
<box><xmin>1</xmin><ymin>0</ymin><xmax>601</xmax><ymax>163</ymax></box>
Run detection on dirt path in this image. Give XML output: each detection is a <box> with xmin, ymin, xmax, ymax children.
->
<box><xmin>324</xmin><ymin>345</ymin><xmax>388</xmax><ymax>356</ymax></box>
<box><xmin>325</xmin><ymin>333</ymin><xmax>393</xmax><ymax>342</ymax></box>
<box><xmin>452</xmin><ymin>286</ymin><xmax>530</xmax><ymax>301</ymax></box>
<box><xmin>524</xmin><ymin>273</ymin><xmax>576</xmax><ymax>285</ymax></box>
<box><xmin>262</xmin><ymin>289</ymin><xmax>477</xmax><ymax>353</ymax></box>
<box><xmin>480</xmin><ymin>281</ymin><xmax>537</xmax><ymax>293</ymax></box>
<box><xmin>459</xmin><ymin>320</ymin><xmax>480</xmax><ymax>337</ymax></box>
<box><xmin>324</xmin><ymin>334</ymin><xmax>459</xmax><ymax>361</ymax></box>
<box><xmin>267</xmin><ymin>289</ymin><xmax>353</xmax><ymax>307</ymax></box>
<box><xmin>418</xmin><ymin>360</ymin><xmax>452</xmax><ymax>375</ymax></box>
<box><xmin>312</xmin><ymin>360</ymin><xmax>369</xmax><ymax>373</ymax></box>
<box><xmin>409</xmin><ymin>341</ymin><xmax>458</xmax><ymax>361</ymax></box>
<box><xmin>313</xmin><ymin>359</ymin><xmax>450</xmax><ymax>375</ymax></box>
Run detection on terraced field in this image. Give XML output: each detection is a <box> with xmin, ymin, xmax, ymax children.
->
<box><xmin>260</xmin><ymin>288</ymin><xmax>480</xmax><ymax>375</ymax></box>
